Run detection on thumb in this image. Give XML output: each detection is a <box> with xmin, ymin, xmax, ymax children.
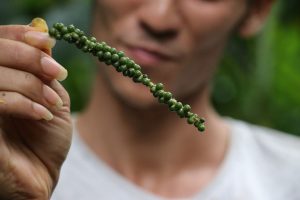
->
<box><xmin>29</xmin><ymin>17</ymin><xmax>52</xmax><ymax>56</ymax></box>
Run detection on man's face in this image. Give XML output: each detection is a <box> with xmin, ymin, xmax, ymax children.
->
<box><xmin>92</xmin><ymin>0</ymin><xmax>248</xmax><ymax>108</ymax></box>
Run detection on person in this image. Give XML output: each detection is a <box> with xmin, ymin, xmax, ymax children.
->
<box><xmin>0</xmin><ymin>0</ymin><xmax>300</xmax><ymax>199</ymax></box>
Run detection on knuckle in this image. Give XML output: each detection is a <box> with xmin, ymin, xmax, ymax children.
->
<box><xmin>21</xmin><ymin>72</ymin><xmax>41</xmax><ymax>93</ymax></box>
<box><xmin>0</xmin><ymin>26</ymin><xmax>10</xmax><ymax>39</ymax></box>
<box><xmin>10</xmin><ymin>42</ymin><xmax>25</xmax><ymax>65</ymax></box>
<box><xmin>15</xmin><ymin>26</ymin><xmax>29</xmax><ymax>41</ymax></box>
<box><xmin>0</xmin><ymin>25</ymin><xmax>28</xmax><ymax>41</ymax></box>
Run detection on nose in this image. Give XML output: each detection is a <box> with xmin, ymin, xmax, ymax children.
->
<box><xmin>137</xmin><ymin>0</ymin><xmax>181</xmax><ymax>41</ymax></box>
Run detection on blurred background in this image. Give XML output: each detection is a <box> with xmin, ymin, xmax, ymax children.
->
<box><xmin>1</xmin><ymin>0</ymin><xmax>299</xmax><ymax>136</ymax></box>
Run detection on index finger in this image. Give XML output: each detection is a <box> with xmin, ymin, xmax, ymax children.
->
<box><xmin>0</xmin><ymin>25</ymin><xmax>55</xmax><ymax>55</ymax></box>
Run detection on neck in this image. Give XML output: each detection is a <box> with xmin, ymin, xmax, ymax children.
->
<box><xmin>77</xmin><ymin>74</ymin><xmax>230</xmax><ymax>194</ymax></box>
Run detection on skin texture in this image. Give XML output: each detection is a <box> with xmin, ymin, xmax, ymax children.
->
<box><xmin>0</xmin><ymin>0</ymin><xmax>273</xmax><ymax>199</ymax></box>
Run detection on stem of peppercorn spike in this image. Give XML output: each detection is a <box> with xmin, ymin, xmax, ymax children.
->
<box><xmin>49</xmin><ymin>22</ymin><xmax>206</xmax><ymax>133</ymax></box>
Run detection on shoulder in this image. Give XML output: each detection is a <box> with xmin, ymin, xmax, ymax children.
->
<box><xmin>228</xmin><ymin>118</ymin><xmax>300</xmax><ymax>179</ymax></box>
<box><xmin>225</xmin><ymin>118</ymin><xmax>300</xmax><ymax>199</ymax></box>
<box><xmin>243</xmin><ymin>120</ymin><xmax>300</xmax><ymax>161</ymax></box>
<box><xmin>228</xmin><ymin>118</ymin><xmax>300</xmax><ymax>161</ymax></box>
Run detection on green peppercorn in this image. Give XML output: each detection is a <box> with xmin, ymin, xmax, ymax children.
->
<box><xmin>71</xmin><ymin>32</ymin><xmax>79</xmax><ymax>42</ymax></box>
<box><xmin>96</xmin><ymin>51</ymin><xmax>103</xmax><ymax>61</ymax></box>
<box><xmin>89</xmin><ymin>37</ymin><xmax>96</xmax><ymax>43</ymax></box>
<box><xmin>53</xmin><ymin>22</ymin><xmax>64</xmax><ymax>30</ymax></box>
<box><xmin>49</xmin><ymin>28</ymin><xmax>57</xmax><ymax>37</ymax></box>
<box><xmin>61</xmin><ymin>26</ymin><xmax>68</xmax><ymax>35</ymax></box>
<box><xmin>94</xmin><ymin>43</ymin><xmax>101</xmax><ymax>51</ymax></box>
<box><xmin>113</xmin><ymin>61</ymin><xmax>120</xmax><ymax>68</ymax></box>
<box><xmin>154</xmin><ymin>90</ymin><xmax>164</xmax><ymax>98</ymax></box>
<box><xmin>200</xmin><ymin>118</ymin><xmax>205</xmax><ymax>123</ymax></box>
<box><xmin>119</xmin><ymin>57</ymin><xmax>128</xmax><ymax>65</ymax></box>
<box><xmin>186</xmin><ymin>112</ymin><xmax>193</xmax><ymax>118</ymax></box>
<box><xmin>168</xmin><ymin>98</ymin><xmax>177</xmax><ymax>106</ymax></box>
<box><xmin>54</xmin><ymin>32</ymin><xmax>62</xmax><ymax>40</ymax></box>
<box><xmin>183</xmin><ymin>104</ymin><xmax>191</xmax><ymax>113</ymax></box>
<box><xmin>105</xmin><ymin>60</ymin><xmax>112</xmax><ymax>65</ymax></box>
<box><xmin>67</xmin><ymin>24</ymin><xmax>75</xmax><ymax>32</ymax></box>
<box><xmin>156</xmin><ymin>83</ymin><xmax>164</xmax><ymax>91</ymax></box>
<box><xmin>116</xmin><ymin>65</ymin><xmax>127</xmax><ymax>72</ymax></box>
<box><xmin>82</xmin><ymin>46</ymin><xmax>89</xmax><ymax>52</ymax></box>
<box><xmin>149</xmin><ymin>82</ymin><xmax>155</xmax><ymax>88</ymax></box>
<box><xmin>80</xmin><ymin>36</ymin><xmax>88</xmax><ymax>44</ymax></box>
<box><xmin>133</xmin><ymin>75</ymin><xmax>143</xmax><ymax>83</ymax></box>
<box><xmin>158</xmin><ymin>97</ymin><xmax>165</xmax><ymax>103</ymax></box>
<box><xmin>163</xmin><ymin>92</ymin><xmax>172</xmax><ymax>101</ymax></box>
<box><xmin>123</xmin><ymin>69</ymin><xmax>130</xmax><ymax>77</ymax></box>
<box><xmin>110</xmin><ymin>48</ymin><xmax>117</xmax><ymax>54</ymax></box>
<box><xmin>142</xmin><ymin>78</ymin><xmax>151</xmax><ymax>86</ymax></box>
<box><xmin>103</xmin><ymin>52</ymin><xmax>112</xmax><ymax>61</ymax></box>
<box><xmin>117</xmin><ymin>51</ymin><xmax>125</xmax><ymax>58</ymax></box>
<box><xmin>178</xmin><ymin>108</ymin><xmax>185</xmax><ymax>118</ymax></box>
<box><xmin>85</xmin><ymin>40</ymin><xmax>92</xmax><ymax>48</ymax></box>
<box><xmin>197</xmin><ymin>124</ymin><xmax>205</xmax><ymax>132</ymax></box>
<box><xmin>175</xmin><ymin>102</ymin><xmax>183</xmax><ymax>111</ymax></box>
<box><xmin>128</xmin><ymin>68</ymin><xmax>136</xmax><ymax>77</ymax></box>
<box><xmin>74</xmin><ymin>28</ymin><xmax>83</xmax><ymax>36</ymax></box>
<box><xmin>150</xmin><ymin>85</ymin><xmax>157</xmax><ymax>93</ymax></box>
<box><xmin>63</xmin><ymin>33</ymin><xmax>72</xmax><ymax>42</ymax></box>
<box><xmin>169</xmin><ymin>104</ymin><xmax>177</xmax><ymax>111</ymax></box>
<box><xmin>194</xmin><ymin>120</ymin><xmax>200</xmax><ymax>127</ymax></box>
<box><xmin>103</xmin><ymin>45</ymin><xmax>111</xmax><ymax>52</ymax></box>
<box><xmin>133</xmin><ymin>70</ymin><xmax>142</xmax><ymax>78</ymax></box>
<box><xmin>89</xmin><ymin>42</ymin><xmax>96</xmax><ymax>50</ymax></box>
<box><xmin>111</xmin><ymin>54</ymin><xmax>119</xmax><ymax>63</ymax></box>
<box><xmin>187</xmin><ymin>116</ymin><xmax>196</xmax><ymax>124</ymax></box>
<box><xmin>127</xmin><ymin>60</ymin><xmax>135</xmax><ymax>68</ymax></box>
<box><xmin>134</xmin><ymin>64</ymin><xmax>141</xmax><ymax>71</ymax></box>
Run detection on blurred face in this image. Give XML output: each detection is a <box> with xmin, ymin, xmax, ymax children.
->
<box><xmin>92</xmin><ymin>0</ymin><xmax>248</xmax><ymax>108</ymax></box>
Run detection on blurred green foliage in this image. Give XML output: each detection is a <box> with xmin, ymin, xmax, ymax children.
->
<box><xmin>1</xmin><ymin>0</ymin><xmax>299</xmax><ymax>136</ymax></box>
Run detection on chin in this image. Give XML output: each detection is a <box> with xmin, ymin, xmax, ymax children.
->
<box><xmin>107</xmin><ymin>70</ymin><xmax>160</xmax><ymax>110</ymax></box>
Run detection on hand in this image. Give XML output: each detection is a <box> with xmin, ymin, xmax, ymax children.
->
<box><xmin>0</xmin><ymin>22</ymin><xmax>72</xmax><ymax>200</ymax></box>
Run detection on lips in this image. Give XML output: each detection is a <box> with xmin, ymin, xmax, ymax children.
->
<box><xmin>120</xmin><ymin>43</ymin><xmax>174</xmax><ymax>68</ymax></box>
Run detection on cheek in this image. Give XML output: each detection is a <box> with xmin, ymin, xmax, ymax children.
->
<box><xmin>181</xmin><ymin>1</ymin><xmax>247</xmax><ymax>49</ymax></box>
<box><xmin>94</xmin><ymin>0</ymin><xmax>142</xmax><ymax>47</ymax></box>
<box><xmin>96</xmin><ymin>0</ymin><xmax>140</xmax><ymax>27</ymax></box>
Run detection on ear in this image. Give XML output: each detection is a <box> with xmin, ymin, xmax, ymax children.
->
<box><xmin>239</xmin><ymin>0</ymin><xmax>275</xmax><ymax>38</ymax></box>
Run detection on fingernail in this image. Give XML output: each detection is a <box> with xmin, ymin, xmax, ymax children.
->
<box><xmin>24</xmin><ymin>31</ymin><xmax>56</xmax><ymax>48</ymax></box>
<box><xmin>43</xmin><ymin>85</ymin><xmax>63</xmax><ymax>109</ymax></box>
<box><xmin>41</xmin><ymin>56</ymin><xmax>68</xmax><ymax>81</ymax></box>
<box><xmin>32</xmin><ymin>102</ymin><xmax>53</xmax><ymax>121</ymax></box>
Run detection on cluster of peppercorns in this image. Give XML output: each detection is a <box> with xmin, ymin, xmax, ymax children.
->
<box><xmin>49</xmin><ymin>23</ymin><xmax>205</xmax><ymax>132</ymax></box>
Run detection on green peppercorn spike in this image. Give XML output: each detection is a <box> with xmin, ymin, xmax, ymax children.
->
<box><xmin>50</xmin><ymin>23</ymin><xmax>205</xmax><ymax>132</ymax></box>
